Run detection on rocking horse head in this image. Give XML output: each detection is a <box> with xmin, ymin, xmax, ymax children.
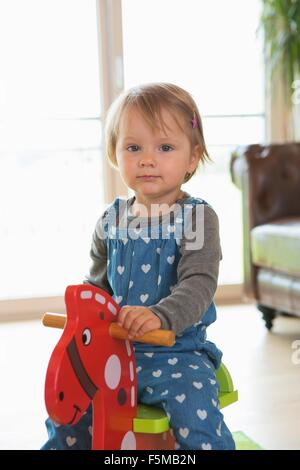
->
<box><xmin>45</xmin><ymin>284</ymin><xmax>137</xmax><ymax>427</ymax></box>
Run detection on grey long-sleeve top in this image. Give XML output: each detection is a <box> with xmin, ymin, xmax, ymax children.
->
<box><xmin>85</xmin><ymin>193</ymin><xmax>222</xmax><ymax>334</ymax></box>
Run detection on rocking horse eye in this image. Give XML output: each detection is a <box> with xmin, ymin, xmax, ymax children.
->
<box><xmin>82</xmin><ymin>328</ymin><xmax>91</xmax><ymax>346</ymax></box>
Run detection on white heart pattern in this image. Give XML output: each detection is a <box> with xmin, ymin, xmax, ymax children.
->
<box><xmin>193</xmin><ymin>381</ymin><xmax>203</xmax><ymax>390</ymax></box>
<box><xmin>161</xmin><ymin>390</ymin><xmax>169</xmax><ymax>396</ymax></box>
<box><xmin>175</xmin><ymin>394</ymin><xmax>186</xmax><ymax>403</ymax></box>
<box><xmin>66</xmin><ymin>436</ymin><xmax>77</xmax><ymax>447</ymax></box>
<box><xmin>179</xmin><ymin>428</ymin><xmax>189</xmax><ymax>439</ymax></box>
<box><xmin>156</xmin><ymin>247</ymin><xmax>161</xmax><ymax>254</ymax></box>
<box><xmin>140</xmin><ymin>293</ymin><xmax>149</xmax><ymax>303</ymax></box>
<box><xmin>117</xmin><ymin>265</ymin><xmax>125</xmax><ymax>275</ymax></box>
<box><xmin>115</xmin><ymin>296</ymin><xmax>123</xmax><ymax>304</ymax></box>
<box><xmin>152</xmin><ymin>370</ymin><xmax>162</xmax><ymax>378</ymax></box>
<box><xmin>157</xmin><ymin>275</ymin><xmax>161</xmax><ymax>286</ymax></box>
<box><xmin>144</xmin><ymin>352</ymin><xmax>154</xmax><ymax>357</ymax></box>
<box><xmin>171</xmin><ymin>373</ymin><xmax>182</xmax><ymax>379</ymax></box>
<box><xmin>146</xmin><ymin>386</ymin><xmax>153</xmax><ymax>394</ymax></box>
<box><xmin>201</xmin><ymin>443</ymin><xmax>212</xmax><ymax>450</ymax></box>
<box><xmin>168</xmin><ymin>358</ymin><xmax>178</xmax><ymax>365</ymax></box>
<box><xmin>197</xmin><ymin>409</ymin><xmax>207</xmax><ymax>420</ymax></box>
<box><xmin>136</xmin><ymin>366</ymin><xmax>142</xmax><ymax>373</ymax></box>
<box><xmin>141</xmin><ymin>264</ymin><xmax>151</xmax><ymax>274</ymax></box>
<box><xmin>167</xmin><ymin>255</ymin><xmax>175</xmax><ymax>264</ymax></box>
<box><xmin>212</xmin><ymin>399</ymin><xmax>218</xmax><ymax>407</ymax></box>
<box><xmin>189</xmin><ymin>364</ymin><xmax>199</xmax><ymax>370</ymax></box>
<box><xmin>129</xmin><ymin>280</ymin><xmax>133</xmax><ymax>289</ymax></box>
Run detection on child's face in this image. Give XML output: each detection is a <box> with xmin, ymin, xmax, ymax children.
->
<box><xmin>115</xmin><ymin>106</ymin><xmax>200</xmax><ymax>205</ymax></box>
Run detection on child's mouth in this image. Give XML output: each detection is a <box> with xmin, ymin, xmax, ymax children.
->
<box><xmin>137</xmin><ymin>175</ymin><xmax>160</xmax><ymax>180</ymax></box>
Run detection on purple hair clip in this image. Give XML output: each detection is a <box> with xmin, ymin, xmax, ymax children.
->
<box><xmin>191</xmin><ymin>110</ymin><xmax>198</xmax><ymax>129</ymax></box>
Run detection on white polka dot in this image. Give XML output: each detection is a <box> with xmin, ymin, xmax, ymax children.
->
<box><xmin>129</xmin><ymin>361</ymin><xmax>134</xmax><ymax>381</ymax></box>
<box><xmin>95</xmin><ymin>293</ymin><xmax>105</xmax><ymax>304</ymax></box>
<box><xmin>125</xmin><ymin>340</ymin><xmax>132</xmax><ymax>357</ymax></box>
<box><xmin>108</xmin><ymin>302</ymin><xmax>117</xmax><ymax>314</ymax></box>
<box><xmin>80</xmin><ymin>290</ymin><xmax>92</xmax><ymax>299</ymax></box>
<box><xmin>131</xmin><ymin>385</ymin><xmax>135</xmax><ymax>407</ymax></box>
<box><xmin>121</xmin><ymin>431</ymin><xmax>136</xmax><ymax>450</ymax></box>
<box><xmin>104</xmin><ymin>355</ymin><xmax>121</xmax><ymax>389</ymax></box>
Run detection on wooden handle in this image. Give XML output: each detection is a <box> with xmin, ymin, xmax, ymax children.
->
<box><xmin>42</xmin><ymin>313</ymin><xmax>175</xmax><ymax>347</ymax></box>
<box><xmin>42</xmin><ymin>313</ymin><xmax>66</xmax><ymax>329</ymax></box>
<box><xmin>109</xmin><ymin>322</ymin><xmax>175</xmax><ymax>347</ymax></box>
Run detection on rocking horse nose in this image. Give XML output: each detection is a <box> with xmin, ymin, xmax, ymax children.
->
<box><xmin>59</xmin><ymin>391</ymin><xmax>64</xmax><ymax>401</ymax></box>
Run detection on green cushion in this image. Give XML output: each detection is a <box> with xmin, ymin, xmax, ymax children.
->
<box><xmin>133</xmin><ymin>404</ymin><xmax>169</xmax><ymax>434</ymax></box>
<box><xmin>233</xmin><ymin>431</ymin><xmax>263</xmax><ymax>450</ymax></box>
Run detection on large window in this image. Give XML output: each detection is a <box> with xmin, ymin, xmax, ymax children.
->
<box><xmin>122</xmin><ymin>0</ymin><xmax>265</xmax><ymax>285</ymax></box>
<box><xmin>0</xmin><ymin>0</ymin><xmax>103</xmax><ymax>299</ymax></box>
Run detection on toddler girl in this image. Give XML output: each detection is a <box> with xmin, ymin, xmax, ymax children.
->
<box><xmin>42</xmin><ymin>82</ymin><xmax>235</xmax><ymax>450</ymax></box>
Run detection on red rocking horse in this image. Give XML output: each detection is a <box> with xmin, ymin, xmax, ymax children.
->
<box><xmin>43</xmin><ymin>284</ymin><xmax>238</xmax><ymax>450</ymax></box>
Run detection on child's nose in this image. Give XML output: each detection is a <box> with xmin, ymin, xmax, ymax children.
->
<box><xmin>139</xmin><ymin>153</ymin><xmax>156</xmax><ymax>166</ymax></box>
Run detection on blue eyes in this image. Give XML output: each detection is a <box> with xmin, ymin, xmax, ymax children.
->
<box><xmin>127</xmin><ymin>145</ymin><xmax>139</xmax><ymax>152</ymax></box>
<box><xmin>127</xmin><ymin>145</ymin><xmax>173</xmax><ymax>152</ymax></box>
<box><xmin>160</xmin><ymin>145</ymin><xmax>173</xmax><ymax>152</ymax></box>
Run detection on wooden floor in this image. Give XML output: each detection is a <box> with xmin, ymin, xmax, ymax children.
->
<box><xmin>1</xmin><ymin>302</ymin><xmax>300</xmax><ymax>450</ymax></box>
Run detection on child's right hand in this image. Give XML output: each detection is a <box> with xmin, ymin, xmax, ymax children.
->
<box><xmin>117</xmin><ymin>305</ymin><xmax>161</xmax><ymax>340</ymax></box>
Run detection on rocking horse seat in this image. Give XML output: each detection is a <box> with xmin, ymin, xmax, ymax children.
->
<box><xmin>133</xmin><ymin>363</ymin><xmax>238</xmax><ymax>435</ymax></box>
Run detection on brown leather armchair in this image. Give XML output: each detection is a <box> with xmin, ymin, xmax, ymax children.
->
<box><xmin>230</xmin><ymin>143</ymin><xmax>300</xmax><ymax>329</ymax></box>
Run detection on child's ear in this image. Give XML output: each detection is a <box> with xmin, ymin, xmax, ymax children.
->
<box><xmin>189</xmin><ymin>144</ymin><xmax>202</xmax><ymax>170</ymax></box>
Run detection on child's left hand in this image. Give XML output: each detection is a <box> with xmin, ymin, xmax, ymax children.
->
<box><xmin>117</xmin><ymin>305</ymin><xmax>162</xmax><ymax>340</ymax></box>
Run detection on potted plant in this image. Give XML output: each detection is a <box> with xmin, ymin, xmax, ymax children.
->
<box><xmin>259</xmin><ymin>0</ymin><xmax>300</xmax><ymax>107</ymax></box>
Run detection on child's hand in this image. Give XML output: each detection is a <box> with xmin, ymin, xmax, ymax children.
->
<box><xmin>117</xmin><ymin>305</ymin><xmax>161</xmax><ymax>340</ymax></box>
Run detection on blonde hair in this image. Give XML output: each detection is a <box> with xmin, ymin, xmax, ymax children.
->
<box><xmin>105</xmin><ymin>83</ymin><xmax>211</xmax><ymax>183</ymax></box>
